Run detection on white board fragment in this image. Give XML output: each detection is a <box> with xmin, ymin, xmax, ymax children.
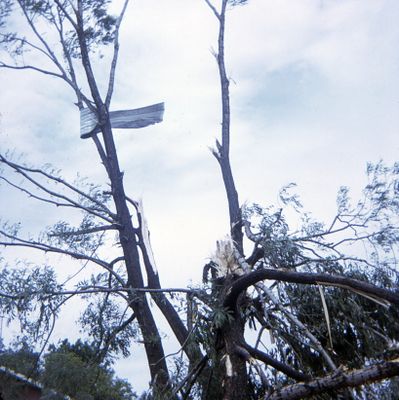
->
<box><xmin>80</xmin><ymin>102</ymin><xmax>165</xmax><ymax>139</ymax></box>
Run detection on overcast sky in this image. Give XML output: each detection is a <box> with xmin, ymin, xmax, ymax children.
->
<box><xmin>0</xmin><ymin>0</ymin><xmax>398</xmax><ymax>393</ymax></box>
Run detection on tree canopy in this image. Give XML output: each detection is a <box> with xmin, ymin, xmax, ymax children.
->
<box><xmin>0</xmin><ymin>339</ymin><xmax>136</xmax><ymax>399</ymax></box>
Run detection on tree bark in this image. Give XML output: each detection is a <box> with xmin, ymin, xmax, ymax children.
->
<box><xmin>219</xmin><ymin>317</ymin><xmax>251</xmax><ymax>400</ymax></box>
<box><xmin>209</xmin><ymin>1</ymin><xmax>248</xmax><ymax>397</ymax></box>
<box><xmin>75</xmin><ymin>2</ymin><xmax>169</xmax><ymax>389</ymax></box>
<box><xmin>209</xmin><ymin>277</ymin><xmax>252</xmax><ymax>400</ymax></box>
<box><xmin>268</xmin><ymin>360</ymin><xmax>399</xmax><ymax>400</ymax></box>
<box><xmin>214</xmin><ymin>0</ymin><xmax>243</xmax><ymax>253</ymax></box>
<box><xmin>224</xmin><ymin>268</ymin><xmax>399</xmax><ymax>311</ymax></box>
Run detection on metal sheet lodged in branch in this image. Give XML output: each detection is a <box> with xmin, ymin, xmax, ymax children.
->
<box><xmin>80</xmin><ymin>102</ymin><xmax>165</xmax><ymax>139</ymax></box>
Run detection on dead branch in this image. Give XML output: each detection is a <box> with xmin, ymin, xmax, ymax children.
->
<box><xmin>105</xmin><ymin>0</ymin><xmax>130</xmax><ymax>107</ymax></box>
<box><xmin>267</xmin><ymin>360</ymin><xmax>399</xmax><ymax>400</ymax></box>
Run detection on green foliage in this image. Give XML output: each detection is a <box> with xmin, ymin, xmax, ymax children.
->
<box><xmin>0</xmin><ymin>0</ymin><xmax>119</xmax><ymax>60</ymax></box>
<box><xmin>42</xmin><ymin>339</ymin><xmax>137</xmax><ymax>400</ymax></box>
<box><xmin>283</xmin><ymin>266</ymin><xmax>399</xmax><ymax>373</ymax></box>
<box><xmin>0</xmin><ymin>264</ymin><xmax>65</xmax><ymax>343</ymax></box>
<box><xmin>0</xmin><ymin>1</ymin><xmax>11</xmax><ymax>29</ymax></box>
<box><xmin>0</xmin><ymin>341</ymin><xmax>41</xmax><ymax>380</ymax></box>
<box><xmin>240</xmin><ymin>163</ymin><xmax>399</xmax><ymax>397</ymax></box>
<box><xmin>81</xmin><ymin>0</ymin><xmax>118</xmax><ymax>48</ymax></box>
<box><xmin>212</xmin><ymin>306</ymin><xmax>234</xmax><ymax>329</ymax></box>
<box><xmin>229</xmin><ymin>0</ymin><xmax>249</xmax><ymax>6</ymax></box>
<box><xmin>48</xmin><ymin>215</ymin><xmax>105</xmax><ymax>254</ymax></box>
<box><xmin>0</xmin><ymin>340</ymin><xmax>136</xmax><ymax>399</ymax></box>
<box><xmin>78</xmin><ymin>294</ymin><xmax>137</xmax><ymax>361</ymax></box>
<box><xmin>243</xmin><ymin>204</ymin><xmax>301</xmax><ymax>268</ymax></box>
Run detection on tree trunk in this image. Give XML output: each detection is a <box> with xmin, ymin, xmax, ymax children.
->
<box><xmin>100</xmin><ymin>112</ymin><xmax>170</xmax><ymax>389</ymax></box>
<box><xmin>219</xmin><ymin>318</ymin><xmax>251</xmax><ymax>400</ymax></box>
<box><xmin>206</xmin><ymin>277</ymin><xmax>252</xmax><ymax>400</ymax></box>
<box><xmin>75</xmin><ymin>6</ymin><xmax>170</xmax><ymax>388</ymax></box>
<box><xmin>209</xmin><ymin>1</ymin><xmax>248</xmax><ymax>397</ymax></box>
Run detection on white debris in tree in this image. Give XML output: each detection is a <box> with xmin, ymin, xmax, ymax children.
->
<box><xmin>224</xmin><ymin>354</ymin><xmax>233</xmax><ymax>377</ymax></box>
<box><xmin>137</xmin><ymin>199</ymin><xmax>158</xmax><ymax>275</ymax></box>
<box><xmin>211</xmin><ymin>236</ymin><xmax>244</xmax><ymax>277</ymax></box>
<box><xmin>80</xmin><ymin>102</ymin><xmax>165</xmax><ymax>139</ymax></box>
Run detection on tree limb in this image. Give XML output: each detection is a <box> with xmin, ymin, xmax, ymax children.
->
<box><xmin>224</xmin><ymin>268</ymin><xmax>399</xmax><ymax>311</ymax></box>
<box><xmin>105</xmin><ymin>0</ymin><xmax>130</xmax><ymax>107</ymax></box>
<box><xmin>0</xmin><ymin>61</ymin><xmax>63</xmax><ymax>78</ymax></box>
<box><xmin>135</xmin><ymin>200</ymin><xmax>204</xmax><ymax>364</ymax></box>
<box><xmin>48</xmin><ymin>223</ymin><xmax>121</xmax><ymax>237</ymax></box>
<box><xmin>0</xmin><ymin>230</ymin><xmax>125</xmax><ymax>285</ymax></box>
<box><xmin>203</xmin><ymin>0</ymin><xmax>221</xmax><ymax>20</ymax></box>
<box><xmin>0</xmin><ymin>286</ymin><xmax>197</xmax><ymax>301</ymax></box>
<box><xmin>0</xmin><ymin>154</ymin><xmax>115</xmax><ymax>221</ymax></box>
<box><xmin>240</xmin><ymin>342</ymin><xmax>310</xmax><ymax>382</ymax></box>
<box><xmin>267</xmin><ymin>360</ymin><xmax>399</xmax><ymax>400</ymax></box>
<box><xmin>209</xmin><ymin>0</ymin><xmax>243</xmax><ymax>252</ymax></box>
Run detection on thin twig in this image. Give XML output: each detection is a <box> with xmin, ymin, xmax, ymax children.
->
<box><xmin>105</xmin><ymin>0</ymin><xmax>130</xmax><ymax>107</ymax></box>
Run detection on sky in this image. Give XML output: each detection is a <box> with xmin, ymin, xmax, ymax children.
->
<box><xmin>0</xmin><ymin>0</ymin><xmax>399</xmax><ymax>393</ymax></box>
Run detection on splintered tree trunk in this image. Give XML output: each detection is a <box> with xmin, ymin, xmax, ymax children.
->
<box><xmin>202</xmin><ymin>0</ymin><xmax>249</xmax><ymax>397</ymax></box>
<box><xmin>205</xmin><ymin>278</ymin><xmax>252</xmax><ymax>400</ymax></box>
<box><xmin>212</xmin><ymin>1</ymin><xmax>248</xmax><ymax>397</ymax></box>
<box><xmin>219</xmin><ymin>318</ymin><xmax>251</xmax><ymax>400</ymax></box>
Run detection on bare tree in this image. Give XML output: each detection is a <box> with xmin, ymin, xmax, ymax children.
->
<box><xmin>0</xmin><ymin>1</ymin><xmax>398</xmax><ymax>399</ymax></box>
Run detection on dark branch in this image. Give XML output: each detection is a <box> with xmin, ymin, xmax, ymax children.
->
<box><xmin>267</xmin><ymin>360</ymin><xmax>399</xmax><ymax>400</ymax></box>
<box><xmin>0</xmin><ymin>61</ymin><xmax>63</xmax><ymax>78</ymax></box>
<box><xmin>105</xmin><ymin>0</ymin><xmax>130</xmax><ymax>107</ymax></box>
<box><xmin>210</xmin><ymin>0</ymin><xmax>243</xmax><ymax>252</ymax></box>
<box><xmin>203</xmin><ymin>0</ymin><xmax>221</xmax><ymax>20</ymax></box>
<box><xmin>241</xmin><ymin>342</ymin><xmax>310</xmax><ymax>382</ymax></box>
<box><xmin>224</xmin><ymin>268</ymin><xmax>399</xmax><ymax>312</ymax></box>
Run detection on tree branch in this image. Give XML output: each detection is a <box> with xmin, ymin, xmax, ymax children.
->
<box><xmin>53</xmin><ymin>0</ymin><xmax>79</xmax><ymax>31</ymax></box>
<box><xmin>0</xmin><ymin>154</ymin><xmax>115</xmax><ymax>221</ymax></box>
<box><xmin>48</xmin><ymin>223</ymin><xmax>121</xmax><ymax>237</ymax></box>
<box><xmin>0</xmin><ymin>286</ymin><xmax>197</xmax><ymax>301</ymax></box>
<box><xmin>224</xmin><ymin>268</ymin><xmax>399</xmax><ymax>311</ymax></box>
<box><xmin>0</xmin><ymin>175</ymin><xmax>75</xmax><ymax>208</ymax></box>
<box><xmin>135</xmin><ymin>201</ymin><xmax>204</xmax><ymax>364</ymax></box>
<box><xmin>240</xmin><ymin>342</ymin><xmax>310</xmax><ymax>382</ymax></box>
<box><xmin>267</xmin><ymin>360</ymin><xmax>399</xmax><ymax>400</ymax></box>
<box><xmin>105</xmin><ymin>0</ymin><xmax>130</xmax><ymax>107</ymax></box>
<box><xmin>91</xmin><ymin>129</ymin><xmax>111</xmax><ymax>175</ymax></box>
<box><xmin>15</xmin><ymin>0</ymin><xmax>72</xmax><ymax>80</ymax></box>
<box><xmin>203</xmin><ymin>0</ymin><xmax>221</xmax><ymax>20</ymax></box>
<box><xmin>0</xmin><ymin>230</ymin><xmax>125</xmax><ymax>285</ymax></box>
<box><xmin>0</xmin><ymin>61</ymin><xmax>63</xmax><ymax>78</ymax></box>
<box><xmin>208</xmin><ymin>0</ymin><xmax>243</xmax><ymax>251</ymax></box>
<box><xmin>53</xmin><ymin>5</ymin><xmax>85</xmax><ymax>107</ymax></box>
